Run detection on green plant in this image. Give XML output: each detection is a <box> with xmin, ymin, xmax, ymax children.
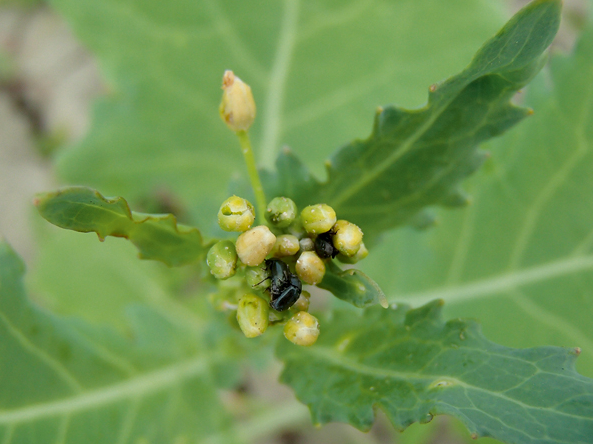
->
<box><xmin>2</xmin><ymin>0</ymin><xmax>593</xmax><ymax>442</ymax></box>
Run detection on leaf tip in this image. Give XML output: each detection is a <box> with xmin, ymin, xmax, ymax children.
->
<box><xmin>471</xmin><ymin>432</ymin><xmax>479</xmax><ymax>440</ymax></box>
<box><xmin>442</xmin><ymin>188</ymin><xmax>472</xmax><ymax>208</ymax></box>
<box><xmin>410</xmin><ymin>210</ymin><xmax>438</xmax><ymax>230</ymax></box>
<box><xmin>405</xmin><ymin>299</ymin><xmax>444</xmax><ymax>327</ymax></box>
<box><xmin>573</xmin><ymin>347</ymin><xmax>582</xmax><ymax>356</ymax></box>
<box><xmin>420</xmin><ymin>412</ymin><xmax>434</xmax><ymax>424</ymax></box>
<box><xmin>429</xmin><ymin>83</ymin><xmax>438</xmax><ymax>93</ymax></box>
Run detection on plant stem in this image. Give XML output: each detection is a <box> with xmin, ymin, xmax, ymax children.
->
<box><xmin>236</xmin><ymin>130</ymin><xmax>267</xmax><ymax>224</ymax></box>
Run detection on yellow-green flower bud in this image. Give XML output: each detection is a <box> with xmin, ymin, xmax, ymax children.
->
<box><xmin>265</xmin><ymin>197</ymin><xmax>298</xmax><ymax>228</ymax></box>
<box><xmin>219</xmin><ymin>70</ymin><xmax>256</xmax><ymax>132</ymax></box>
<box><xmin>218</xmin><ymin>196</ymin><xmax>255</xmax><ymax>232</ymax></box>
<box><xmin>284</xmin><ymin>311</ymin><xmax>320</xmax><ymax>346</ymax></box>
<box><xmin>235</xmin><ymin>225</ymin><xmax>276</xmax><ymax>266</ymax></box>
<box><xmin>300</xmin><ymin>204</ymin><xmax>336</xmax><ymax>235</ymax></box>
<box><xmin>299</xmin><ymin>237</ymin><xmax>314</xmax><ymax>252</ymax></box>
<box><xmin>206</xmin><ymin>240</ymin><xmax>238</xmax><ymax>279</ymax></box>
<box><xmin>271</xmin><ymin>234</ymin><xmax>300</xmax><ymax>258</ymax></box>
<box><xmin>332</xmin><ymin>220</ymin><xmax>363</xmax><ymax>256</ymax></box>
<box><xmin>237</xmin><ymin>294</ymin><xmax>269</xmax><ymax>338</ymax></box>
<box><xmin>245</xmin><ymin>265</ymin><xmax>271</xmax><ymax>290</ymax></box>
<box><xmin>292</xmin><ymin>290</ymin><xmax>311</xmax><ymax>312</ymax></box>
<box><xmin>296</xmin><ymin>251</ymin><xmax>325</xmax><ymax>285</ymax></box>
<box><xmin>337</xmin><ymin>242</ymin><xmax>369</xmax><ymax>264</ymax></box>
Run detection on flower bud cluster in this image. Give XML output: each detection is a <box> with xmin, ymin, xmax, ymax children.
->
<box><xmin>206</xmin><ymin>195</ymin><xmax>367</xmax><ymax>346</ymax></box>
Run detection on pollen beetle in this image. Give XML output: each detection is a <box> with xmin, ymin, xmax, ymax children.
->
<box><xmin>314</xmin><ymin>230</ymin><xmax>338</xmax><ymax>259</ymax></box>
<box><xmin>265</xmin><ymin>259</ymin><xmax>302</xmax><ymax>311</ymax></box>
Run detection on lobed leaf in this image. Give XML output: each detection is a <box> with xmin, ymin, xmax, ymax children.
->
<box><xmin>0</xmin><ymin>240</ymin><xmax>240</xmax><ymax>443</ymax></box>
<box><xmin>266</xmin><ymin>0</ymin><xmax>561</xmax><ymax>242</ymax></box>
<box><xmin>35</xmin><ymin>187</ymin><xmax>213</xmax><ymax>267</ymax></box>
<box><xmin>363</xmin><ymin>6</ymin><xmax>593</xmax><ymax>375</ymax></box>
<box><xmin>277</xmin><ymin>300</ymin><xmax>593</xmax><ymax>443</ymax></box>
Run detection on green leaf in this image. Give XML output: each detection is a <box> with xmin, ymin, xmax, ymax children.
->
<box><xmin>317</xmin><ymin>261</ymin><xmax>387</xmax><ymax>309</ymax></box>
<box><xmin>277</xmin><ymin>301</ymin><xmax>593</xmax><ymax>443</ymax></box>
<box><xmin>0</xmin><ymin>239</ymin><xmax>239</xmax><ymax>443</ymax></box>
<box><xmin>35</xmin><ymin>187</ymin><xmax>213</xmax><ymax>267</ymax></box>
<box><xmin>27</xmin><ymin>228</ymin><xmax>192</xmax><ymax>330</ymax></box>
<box><xmin>267</xmin><ymin>0</ymin><xmax>561</xmax><ymax>241</ymax></box>
<box><xmin>362</xmin><ymin>9</ymin><xmax>593</xmax><ymax>375</ymax></box>
<box><xmin>49</xmin><ymin>0</ymin><xmax>507</xmax><ymax>234</ymax></box>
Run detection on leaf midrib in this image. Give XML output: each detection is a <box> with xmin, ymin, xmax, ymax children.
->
<box><xmin>259</xmin><ymin>0</ymin><xmax>300</xmax><ymax>167</ymax></box>
<box><xmin>0</xmin><ymin>357</ymin><xmax>209</xmax><ymax>425</ymax></box>
<box><xmin>389</xmin><ymin>254</ymin><xmax>593</xmax><ymax>306</ymax></box>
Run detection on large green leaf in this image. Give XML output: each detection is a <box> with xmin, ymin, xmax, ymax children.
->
<box><xmin>267</xmin><ymin>0</ymin><xmax>561</xmax><ymax>241</ymax></box>
<box><xmin>26</xmin><ymin>227</ymin><xmax>196</xmax><ymax>330</ymax></box>
<box><xmin>0</xmin><ymin>239</ymin><xmax>241</xmax><ymax>443</ymax></box>
<box><xmin>49</xmin><ymin>0</ymin><xmax>506</xmax><ymax>234</ymax></box>
<box><xmin>362</xmin><ymin>8</ymin><xmax>593</xmax><ymax>375</ymax></box>
<box><xmin>35</xmin><ymin>187</ymin><xmax>212</xmax><ymax>267</ymax></box>
<box><xmin>277</xmin><ymin>301</ymin><xmax>593</xmax><ymax>443</ymax></box>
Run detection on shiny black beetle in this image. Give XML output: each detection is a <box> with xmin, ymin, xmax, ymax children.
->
<box><xmin>265</xmin><ymin>259</ymin><xmax>302</xmax><ymax>311</ymax></box>
<box><xmin>314</xmin><ymin>230</ymin><xmax>338</xmax><ymax>259</ymax></box>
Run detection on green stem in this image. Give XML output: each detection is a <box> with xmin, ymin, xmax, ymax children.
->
<box><xmin>236</xmin><ymin>130</ymin><xmax>267</xmax><ymax>224</ymax></box>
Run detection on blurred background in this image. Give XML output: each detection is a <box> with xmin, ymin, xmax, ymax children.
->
<box><xmin>0</xmin><ymin>0</ymin><xmax>588</xmax><ymax>443</ymax></box>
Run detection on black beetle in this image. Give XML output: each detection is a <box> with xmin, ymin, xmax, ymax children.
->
<box><xmin>265</xmin><ymin>259</ymin><xmax>302</xmax><ymax>311</ymax></box>
<box><xmin>314</xmin><ymin>230</ymin><xmax>338</xmax><ymax>259</ymax></box>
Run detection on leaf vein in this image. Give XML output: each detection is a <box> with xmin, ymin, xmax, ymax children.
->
<box><xmin>308</xmin><ymin>346</ymin><xmax>586</xmax><ymax>421</ymax></box>
<box><xmin>391</xmin><ymin>255</ymin><xmax>593</xmax><ymax>306</ymax></box>
<box><xmin>509</xmin><ymin>289</ymin><xmax>593</xmax><ymax>352</ymax></box>
<box><xmin>115</xmin><ymin>397</ymin><xmax>141</xmax><ymax>444</ymax></box>
<box><xmin>259</xmin><ymin>0</ymin><xmax>301</xmax><ymax>166</ymax></box>
<box><xmin>0</xmin><ymin>311</ymin><xmax>84</xmax><ymax>393</ymax></box>
<box><xmin>0</xmin><ymin>357</ymin><xmax>209</xmax><ymax>425</ymax></box>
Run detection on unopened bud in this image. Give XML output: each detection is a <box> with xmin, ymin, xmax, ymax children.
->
<box><xmin>219</xmin><ymin>70</ymin><xmax>256</xmax><ymax>132</ymax></box>
<box><xmin>237</xmin><ymin>294</ymin><xmax>269</xmax><ymax>338</ymax></box>
<box><xmin>265</xmin><ymin>197</ymin><xmax>298</xmax><ymax>228</ymax></box>
<box><xmin>299</xmin><ymin>237</ymin><xmax>314</xmax><ymax>252</ymax></box>
<box><xmin>271</xmin><ymin>234</ymin><xmax>300</xmax><ymax>258</ymax></box>
<box><xmin>301</xmin><ymin>204</ymin><xmax>336</xmax><ymax>235</ymax></box>
<box><xmin>245</xmin><ymin>265</ymin><xmax>271</xmax><ymax>290</ymax></box>
<box><xmin>292</xmin><ymin>290</ymin><xmax>311</xmax><ymax>312</ymax></box>
<box><xmin>284</xmin><ymin>311</ymin><xmax>320</xmax><ymax>346</ymax></box>
<box><xmin>332</xmin><ymin>220</ymin><xmax>363</xmax><ymax>256</ymax></box>
<box><xmin>337</xmin><ymin>242</ymin><xmax>369</xmax><ymax>264</ymax></box>
<box><xmin>235</xmin><ymin>225</ymin><xmax>276</xmax><ymax>266</ymax></box>
<box><xmin>218</xmin><ymin>196</ymin><xmax>255</xmax><ymax>232</ymax></box>
<box><xmin>296</xmin><ymin>251</ymin><xmax>325</xmax><ymax>285</ymax></box>
<box><xmin>206</xmin><ymin>240</ymin><xmax>238</xmax><ymax>279</ymax></box>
